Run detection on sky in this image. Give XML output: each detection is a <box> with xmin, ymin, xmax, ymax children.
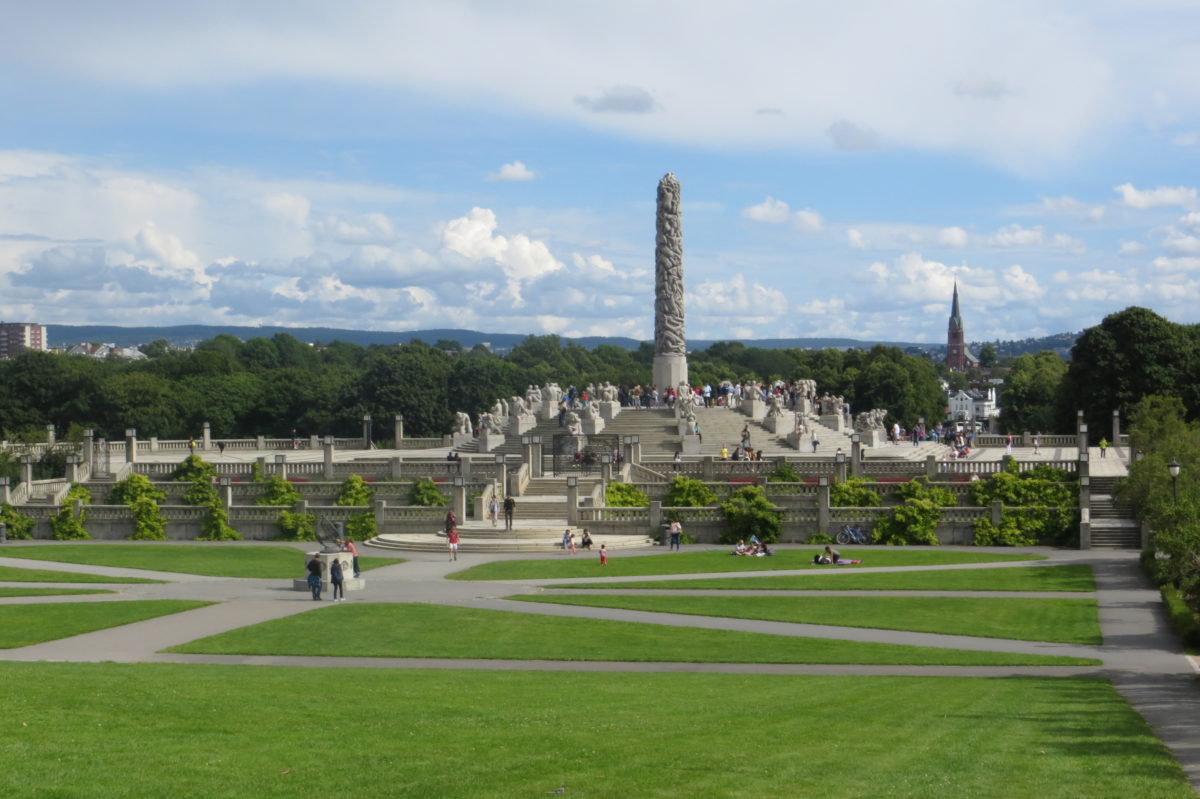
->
<box><xmin>1</xmin><ymin>1</ymin><xmax>1199</xmax><ymax>345</ymax></box>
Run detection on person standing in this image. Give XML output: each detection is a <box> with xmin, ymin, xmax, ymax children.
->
<box><xmin>341</xmin><ymin>538</ymin><xmax>361</xmax><ymax>578</ymax></box>
<box><xmin>488</xmin><ymin>495</ymin><xmax>500</xmax><ymax>527</ymax></box>
<box><xmin>1099</xmin><ymin>437</ymin><xmax>1108</xmax><ymax>458</ymax></box>
<box><xmin>669</xmin><ymin>519</ymin><xmax>682</xmax><ymax>551</ymax></box>
<box><xmin>1005</xmin><ymin>433</ymin><xmax>1013</xmax><ymax>455</ymax></box>
<box><xmin>305</xmin><ymin>556</ymin><xmax>322</xmax><ymax>601</ymax></box>
<box><xmin>447</xmin><ymin>525</ymin><xmax>460</xmax><ymax>561</ymax></box>
<box><xmin>329</xmin><ymin>556</ymin><xmax>345</xmax><ymax>601</ymax></box>
<box><xmin>503</xmin><ymin>495</ymin><xmax>515</xmax><ymax>530</ymax></box>
<box><xmin>1033</xmin><ymin>434</ymin><xmax>1041</xmax><ymax>455</ymax></box>
<box><xmin>599</xmin><ymin>543</ymin><xmax>608</xmax><ymax>566</ymax></box>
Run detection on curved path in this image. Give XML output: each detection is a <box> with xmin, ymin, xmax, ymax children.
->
<box><xmin>0</xmin><ymin>543</ymin><xmax>1197</xmax><ymax>788</ymax></box>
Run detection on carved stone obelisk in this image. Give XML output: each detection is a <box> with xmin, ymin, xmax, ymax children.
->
<box><xmin>653</xmin><ymin>173</ymin><xmax>688</xmax><ymax>391</ymax></box>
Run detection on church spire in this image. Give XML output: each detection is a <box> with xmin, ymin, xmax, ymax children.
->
<box><xmin>949</xmin><ymin>280</ymin><xmax>963</xmax><ymax>329</ymax></box>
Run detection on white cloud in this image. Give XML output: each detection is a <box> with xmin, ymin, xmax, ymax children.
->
<box><xmin>688</xmin><ymin>274</ymin><xmax>788</xmax><ymax>320</ymax></box>
<box><xmin>487</xmin><ymin>161</ymin><xmax>536</xmax><ymax>182</ymax></box>
<box><xmin>847</xmin><ymin>228</ymin><xmax>867</xmax><ymax>249</ymax></box>
<box><xmin>1039</xmin><ymin>195</ymin><xmax>1105</xmax><ymax>221</ymax></box>
<box><xmin>826</xmin><ymin>120</ymin><xmax>881</xmax><ymax>151</ymax></box>
<box><xmin>1151</xmin><ymin>256</ymin><xmax>1200</xmax><ymax>272</ymax></box>
<box><xmin>742</xmin><ymin>197</ymin><xmax>824</xmax><ymax>233</ymax></box>
<box><xmin>1118</xmin><ymin>241</ymin><xmax>1145</xmax><ymax>257</ymax></box>
<box><xmin>1114</xmin><ymin>183</ymin><xmax>1198</xmax><ymax>210</ymax></box>
<box><xmin>937</xmin><ymin>227</ymin><xmax>969</xmax><ymax>247</ymax></box>
<box><xmin>574</xmin><ymin>85</ymin><xmax>657</xmax><ymax>114</ymax></box>
<box><xmin>861</xmin><ymin>251</ymin><xmax>1044</xmax><ymax>308</ymax></box>
<box><xmin>986</xmin><ymin>224</ymin><xmax>1085</xmax><ymax>253</ymax></box>
<box><xmin>441</xmin><ymin>207</ymin><xmax>564</xmax><ymax>304</ymax></box>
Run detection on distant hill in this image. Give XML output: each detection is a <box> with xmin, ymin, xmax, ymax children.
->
<box><xmin>42</xmin><ymin>324</ymin><xmax>1074</xmax><ymax>357</ymax></box>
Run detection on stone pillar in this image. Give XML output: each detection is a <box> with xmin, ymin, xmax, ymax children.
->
<box><xmin>522</xmin><ymin>437</ymin><xmax>535</xmax><ymax>471</ymax></box>
<box><xmin>394</xmin><ymin>414</ymin><xmax>404</xmax><ymax>445</ymax></box>
<box><xmin>1112</xmin><ymin>410</ymin><xmax>1121</xmax><ymax>455</ymax></box>
<box><xmin>0</xmin><ymin>477</ymin><xmax>10</xmax><ymax>504</ymax></box>
<box><xmin>309</xmin><ymin>434</ymin><xmax>320</xmax><ymax>450</ymax></box>
<box><xmin>494</xmin><ymin>455</ymin><xmax>509</xmax><ymax>498</ymax></box>
<box><xmin>452</xmin><ymin>478</ymin><xmax>467</xmax><ymax>524</ymax></box>
<box><xmin>1079</xmin><ymin>506</ymin><xmax>1091</xmax><ymax>550</ymax></box>
<box><xmin>82</xmin><ymin>429</ymin><xmax>94</xmax><ymax>471</ymax></box>
<box><xmin>817</xmin><ymin>477</ymin><xmax>831</xmax><ymax>538</ymax></box>
<box><xmin>323</xmin><ymin>436</ymin><xmax>335</xmax><ymax>481</ymax></box>
<box><xmin>566</xmin><ymin>477</ymin><xmax>580</xmax><ymax>526</ymax></box>
<box><xmin>651</xmin><ymin>173</ymin><xmax>689</xmax><ymax>391</ymax></box>
<box><xmin>256</xmin><ymin>456</ymin><xmax>268</xmax><ymax>478</ymax></box>
<box><xmin>275</xmin><ymin>454</ymin><xmax>287</xmax><ymax>481</ymax></box>
<box><xmin>925</xmin><ymin>455</ymin><xmax>938</xmax><ymax>480</ymax></box>
<box><xmin>374</xmin><ymin>499</ymin><xmax>387</xmax><ymax>536</ymax></box>
<box><xmin>220</xmin><ymin>478</ymin><xmax>233</xmax><ymax>509</ymax></box>
<box><xmin>1077</xmin><ymin>452</ymin><xmax>1089</xmax><ymax>481</ymax></box>
<box><xmin>531</xmin><ymin>436</ymin><xmax>544</xmax><ymax>479</ymax></box>
<box><xmin>850</xmin><ymin>434</ymin><xmax>862</xmax><ymax>477</ymax></box>
<box><xmin>835</xmin><ymin>452</ymin><xmax>848</xmax><ymax>483</ymax></box>
<box><xmin>701</xmin><ymin>457</ymin><xmax>715</xmax><ymax>480</ymax></box>
<box><xmin>66</xmin><ymin>455</ymin><xmax>81</xmax><ymax>483</ymax></box>
<box><xmin>631</xmin><ymin>436</ymin><xmax>642</xmax><ymax>465</ymax></box>
<box><xmin>149</xmin><ymin>437</ymin><xmax>159</xmax><ymax>453</ymax></box>
<box><xmin>390</xmin><ymin>457</ymin><xmax>402</xmax><ymax>481</ymax></box>
<box><xmin>45</xmin><ymin>424</ymin><xmax>56</xmax><ymax>446</ymax></box>
<box><xmin>124</xmin><ymin>429</ymin><xmax>138</xmax><ymax>464</ymax></box>
<box><xmin>649</xmin><ymin>500</ymin><xmax>663</xmax><ymax>537</ymax></box>
<box><xmin>202</xmin><ymin>422</ymin><xmax>212</xmax><ymax>450</ymax></box>
<box><xmin>460</xmin><ymin>457</ymin><xmax>472</xmax><ymax>481</ymax></box>
<box><xmin>362</xmin><ymin>415</ymin><xmax>372</xmax><ymax>449</ymax></box>
<box><xmin>19</xmin><ymin>455</ymin><xmax>33</xmax><ymax>487</ymax></box>
<box><xmin>1076</xmin><ymin>423</ymin><xmax>1088</xmax><ymax>456</ymax></box>
<box><xmin>256</xmin><ymin>435</ymin><xmax>266</xmax><ymax>450</ymax></box>
<box><xmin>600</xmin><ymin>456</ymin><xmax>613</xmax><ymax>484</ymax></box>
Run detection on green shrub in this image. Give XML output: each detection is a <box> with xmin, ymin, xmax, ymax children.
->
<box><xmin>127</xmin><ymin>495</ymin><xmax>167</xmax><ymax>540</ymax></box>
<box><xmin>663</xmin><ymin>476</ymin><xmax>717</xmax><ymax>508</ymax></box>
<box><xmin>182</xmin><ymin>480</ymin><xmax>241</xmax><ymax>541</ymax></box>
<box><xmin>830</xmin><ymin>477</ymin><xmax>878</xmax><ymax>507</ymax></box>
<box><xmin>1</xmin><ymin>502</ymin><xmax>35</xmax><ymax>539</ymax></box>
<box><xmin>336</xmin><ymin>475</ymin><xmax>375</xmax><ymax>507</ymax></box>
<box><xmin>894</xmin><ymin>478</ymin><xmax>956</xmax><ymax>507</ymax></box>
<box><xmin>873</xmin><ymin>498</ymin><xmax>941</xmax><ymax>546</ymax></box>
<box><xmin>807</xmin><ymin>531</ymin><xmax>833</xmax><ymax>544</ymax></box>
<box><xmin>718</xmin><ymin>485</ymin><xmax>782</xmax><ymax>545</ymax></box>
<box><xmin>972</xmin><ymin>515</ymin><xmax>1036</xmax><ymax>547</ymax></box>
<box><xmin>50</xmin><ymin>483</ymin><xmax>92</xmax><ymax>541</ymax></box>
<box><xmin>1141</xmin><ymin>548</ymin><xmax>1165</xmax><ymax>585</ymax></box>
<box><xmin>343</xmin><ymin>511</ymin><xmax>377</xmax><ymax>541</ymax></box>
<box><xmin>250</xmin><ymin>460</ymin><xmax>265</xmax><ymax>482</ymax></box>
<box><xmin>408</xmin><ymin>478</ymin><xmax>448</xmax><ymax>507</ymax></box>
<box><xmin>169</xmin><ymin>454</ymin><xmax>217</xmax><ymax>483</ymax></box>
<box><xmin>257</xmin><ymin>475</ymin><xmax>301</xmax><ymax>506</ymax></box>
<box><xmin>276</xmin><ymin>510</ymin><xmax>317</xmax><ymax>541</ymax></box>
<box><xmin>766</xmin><ymin>463</ymin><xmax>801</xmax><ymax>483</ymax></box>
<box><xmin>1160</xmin><ymin>584</ymin><xmax>1200</xmax><ymax>650</ymax></box>
<box><xmin>106</xmin><ymin>474</ymin><xmax>166</xmax><ymax>506</ymax></box>
<box><xmin>606</xmin><ymin>482</ymin><xmax>649</xmax><ymax>507</ymax></box>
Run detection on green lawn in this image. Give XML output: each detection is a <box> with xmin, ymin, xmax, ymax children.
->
<box><xmin>0</xmin><ymin>664</ymin><xmax>1191</xmax><ymax>798</ymax></box>
<box><xmin>0</xmin><ymin>587</ymin><xmax>111</xmax><ymax>598</ymax></box>
<box><xmin>0</xmin><ymin>563</ymin><xmax>162</xmax><ymax>583</ymax></box>
<box><xmin>0</xmin><ymin>544</ymin><xmax>403</xmax><ymax>578</ymax></box>
<box><xmin>448</xmin><ymin>548</ymin><xmax>1043</xmax><ymax>581</ymax></box>
<box><xmin>562</xmin><ymin>564</ymin><xmax>1096</xmax><ymax>592</ymax></box>
<box><xmin>168</xmin><ymin>602</ymin><xmax>1095</xmax><ymax>666</ymax></box>
<box><xmin>514</xmin><ymin>594</ymin><xmax>1102</xmax><ymax>644</ymax></box>
<box><xmin>0</xmin><ymin>600</ymin><xmax>211</xmax><ymax>648</ymax></box>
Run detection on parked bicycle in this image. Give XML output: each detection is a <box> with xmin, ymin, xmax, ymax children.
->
<box><xmin>836</xmin><ymin>524</ymin><xmax>870</xmax><ymax>545</ymax></box>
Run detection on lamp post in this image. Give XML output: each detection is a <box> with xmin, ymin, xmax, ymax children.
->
<box><xmin>1169</xmin><ymin>460</ymin><xmax>1181</xmax><ymax>502</ymax></box>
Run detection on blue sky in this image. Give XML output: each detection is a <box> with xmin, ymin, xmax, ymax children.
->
<box><xmin>2</xmin><ymin>1</ymin><xmax>1199</xmax><ymax>344</ymax></box>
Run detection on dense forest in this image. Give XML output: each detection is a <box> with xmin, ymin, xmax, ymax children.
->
<box><xmin>0</xmin><ymin>333</ymin><xmax>949</xmax><ymax>442</ymax></box>
<box><xmin>2</xmin><ymin>306</ymin><xmax>1195</xmax><ymax>443</ymax></box>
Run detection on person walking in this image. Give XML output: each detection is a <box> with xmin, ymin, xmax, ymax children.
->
<box><xmin>503</xmin><ymin>495</ymin><xmax>515</xmax><ymax>530</ymax></box>
<box><xmin>305</xmin><ymin>556</ymin><xmax>322</xmax><ymax>601</ymax></box>
<box><xmin>447</xmin><ymin>525</ymin><xmax>460</xmax><ymax>561</ymax></box>
<box><xmin>1099</xmin><ymin>437</ymin><xmax>1109</xmax><ymax>458</ymax></box>
<box><xmin>1033</xmin><ymin>434</ymin><xmax>1041</xmax><ymax>456</ymax></box>
<box><xmin>669</xmin><ymin>519</ymin><xmax>682</xmax><ymax>551</ymax></box>
<box><xmin>329</xmin><ymin>556</ymin><xmax>345</xmax><ymax>601</ymax></box>
<box><xmin>488</xmin><ymin>495</ymin><xmax>500</xmax><ymax>527</ymax></box>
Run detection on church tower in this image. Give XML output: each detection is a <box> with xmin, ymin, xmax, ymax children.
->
<box><xmin>946</xmin><ymin>281</ymin><xmax>967</xmax><ymax>371</ymax></box>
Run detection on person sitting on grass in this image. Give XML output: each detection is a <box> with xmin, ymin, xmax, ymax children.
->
<box><xmin>756</xmin><ymin>541</ymin><xmax>773</xmax><ymax>557</ymax></box>
<box><xmin>732</xmin><ymin>539</ymin><xmax>749</xmax><ymax>555</ymax></box>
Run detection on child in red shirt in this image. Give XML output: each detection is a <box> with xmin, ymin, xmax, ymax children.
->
<box><xmin>599</xmin><ymin>543</ymin><xmax>607</xmax><ymax>566</ymax></box>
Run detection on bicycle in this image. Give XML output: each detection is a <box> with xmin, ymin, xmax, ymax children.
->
<box><xmin>836</xmin><ymin>524</ymin><xmax>870</xmax><ymax>545</ymax></box>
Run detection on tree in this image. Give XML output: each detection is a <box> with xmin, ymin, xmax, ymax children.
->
<box><xmin>1002</xmin><ymin>352</ymin><xmax>1067</xmax><ymax>434</ymax></box>
<box><xmin>978</xmin><ymin>344</ymin><xmax>998</xmax><ymax>369</ymax></box>
<box><xmin>718</xmin><ymin>485</ymin><xmax>783</xmax><ymax>544</ymax></box>
<box><xmin>663</xmin><ymin>476</ymin><xmax>717</xmax><ymax>507</ymax></box>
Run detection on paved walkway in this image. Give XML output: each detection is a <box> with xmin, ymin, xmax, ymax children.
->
<box><xmin>0</xmin><ymin>543</ymin><xmax>1196</xmax><ymax>788</ymax></box>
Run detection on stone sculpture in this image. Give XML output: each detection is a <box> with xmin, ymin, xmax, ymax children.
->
<box><xmin>653</xmin><ymin>173</ymin><xmax>688</xmax><ymax>389</ymax></box>
<box><xmin>766</xmin><ymin>393</ymin><xmax>785</xmax><ymax>417</ymax></box>
<box><xmin>565</xmin><ymin>411</ymin><xmax>583</xmax><ymax>436</ymax></box>
<box><xmin>454</xmin><ymin>411</ymin><xmax>473</xmax><ymax>436</ymax></box>
<box><xmin>854</xmin><ymin>409</ymin><xmax>888</xmax><ymax>432</ymax></box>
<box><xmin>482</xmin><ymin>412</ymin><xmax>505</xmax><ymax>435</ymax></box>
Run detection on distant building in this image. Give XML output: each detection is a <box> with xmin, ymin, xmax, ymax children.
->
<box><xmin>65</xmin><ymin>342</ymin><xmax>147</xmax><ymax>361</ymax></box>
<box><xmin>947</xmin><ymin>385</ymin><xmax>1000</xmax><ymax>426</ymax></box>
<box><xmin>0</xmin><ymin>322</ymin><xmax>47</xmax><ymax>359</ymax></box>
<box><xmin>945</xmin><ymin>282</ymin><xmax>977</xmax><ymax>371</ymax></box>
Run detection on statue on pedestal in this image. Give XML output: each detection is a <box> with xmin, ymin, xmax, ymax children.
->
<box><xmin>454</xmin><ymin>412</ymin><xmax>473</xmax><ymax>436</ymax></box>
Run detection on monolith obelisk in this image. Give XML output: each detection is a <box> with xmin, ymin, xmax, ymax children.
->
<box><xmin>653</xmin><ymin>173</ymin><xmax>688</xmax><ymax>391</ymax></box>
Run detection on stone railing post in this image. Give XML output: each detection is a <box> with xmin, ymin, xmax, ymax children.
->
<box><xmin>362</xmin><ymin>415</ymin><xmax>372</xmax><ymax>450</ymax></box>
<box><xmin>256</xmin><ymin>456</ymin><xmax>268</xmax><ymax>478</ymax></box>
<box><xmin>702</xmin><ymin>457</ymin><xmax>715</xmax><ymax>480</ymax></box>
<box><xmin>817</xmin><ymin>476</ymin><xmax>831</xmax><ymax>537</ymax></box>
<box><xmin>925</xmin><ymin>455</ymin><xmax>938</xmax><ymax>480</ymax></box>
<box><xmin>275</xmin><ymin>454</ymin><xmax>288</xmax><ymax>481</ymax></box>
<box><xmin>1077</xmin><ymin>452</ymin><xmax>1090</xmax><ymax>481</ymax></box>
<box><xmin>394</xmin><ymin>414</ymin><xmax>404</xmax><ymax>444</ymax></box>
<box><xmin>495</xmin><ymin>454</ymin><xmax>509</xmax><ymax>497</ymax></box>
<box><xmin>389</xmin><ymin>457</ymin><xmax>402</xmax><ymax>481</ymax></box>
<box><xmin>66</xmin><ymin>455</ymin><xmax>81</xmax><ymax>483</ymax></box>
<box><xmin>452</xmin><ymin>477</ymin><xmax>467</xmax><ymax>525</ymax></box>
<box><xmin>149</xmin><ymin>436</ymin><xmax>159</xmax><ymax>453</ymax></box>
<box><xmin>531</xmin><ymin>436</ymin><xmax>544</xmax><ymax>478</ymax></box>
<box><xmin>1079</xmin><ymin>506</ymin><xmax>1091</xmax><ymax>550</ymax></box>
<box><xmin>1076</xmin><ymin>423</ymin><xmax>1088</xmax><ymax>456</ymax></box>
<box><xmin>850</xmin><ymin>434</ymin><xmax>862</xmax><ymax>477</ymax></box>
<box><xmin>256</xmin><ymin>435</ymin><xmax>266</xmax><ymax>450</ymax></box>
<box><xmin>125</xmin><ymin>428</ymin><xmax>138</xmax><ymax>464</ymax></box>
<box><xmin>202</xmin><ymin>422</ymin><xmax>212</xmax><ymax>450</ymax></box>
<box><xmin>323</xmin><ymin>436</ymin><xmax>336</xmax><ymax>481</ymax></box>
<box><xmin>19</xmin><ymin>454</ymin><xmax>33</xmax><ymax>487</ymax></box>
<box><xmin>46</xmin><ymin>424</ymin><xmax>56</xmax><ymax>446</ymax></box>
<box><xmin>1112</xmin><ymin>410</ymin><xmax>1121</xmax><ymax>458</ymax></box>
<box><xmin>835</xmin><ymin>451</ymin><xmax>848</xmax><ymax>483</ymax></box>
<box><xmin>220</xmin><ymin>477</ymin><xmax>233</xmax><ymax>509</ymax></box>
<box><xmin>566</xmin><ymin>476</ymin><xmax>580</xmax><ymax>526</ymax></box>
<box><xmin>374</xmin><ymin>499</ymin><xmax>386</xmax><ymax>535</ymax></box>
<box><xmin>649</xmin><ymin>500</ymin><xmax>663</xmax><ymax>537</ymax></box>
<box><xmin>0</xmin><ymin>476</ymin><xmax>10</xmax><ymax>504</ymax></box>
<box><xmin>83</xmin><ymin>429</ymin><xmax>94</xmax><ymax>470</ymax></box>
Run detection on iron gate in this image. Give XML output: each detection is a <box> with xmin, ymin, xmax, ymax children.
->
<box><xmin>551</xmin><ymin>433</ymin><xmax>620</xmax><ymax>477</ymax></box>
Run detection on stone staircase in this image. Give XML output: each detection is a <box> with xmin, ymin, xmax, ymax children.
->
<box><xmin>1088</xmin><ymin>475</ymin><xmax>1141</xmax><ymax>549</ymax></box>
